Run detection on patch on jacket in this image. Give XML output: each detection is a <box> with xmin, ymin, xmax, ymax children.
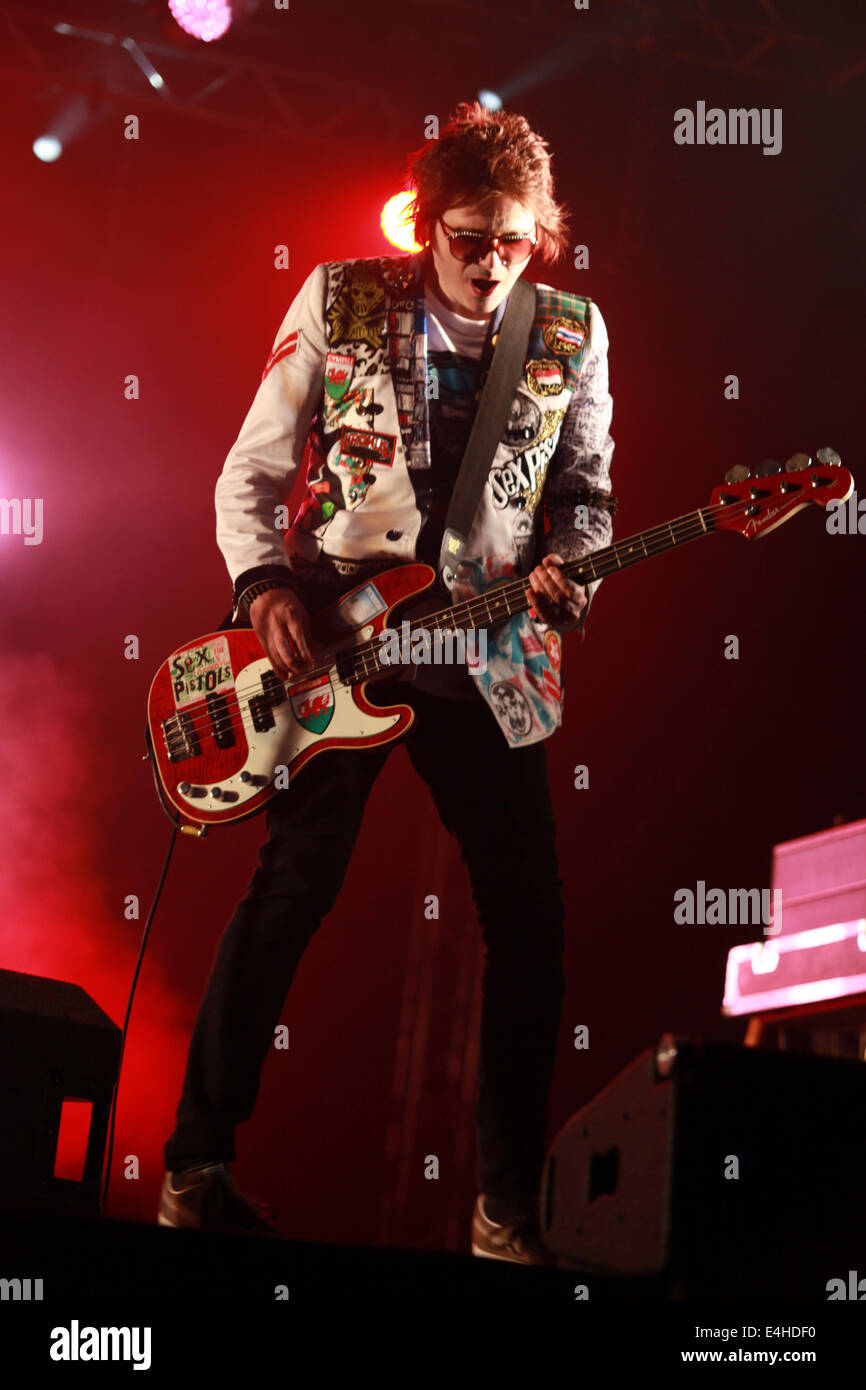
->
<box><xmin>262</xmin><ymin>329</ymin><xmax>300</xmax><ymax>381</ymax></box>
<box><xmin>326</xmin><ymin>270</ymin><xmax>386</xmax><ymax>352</ymax></box>
<box><xmin>543</xmin><ymin>317</ymin><xmax>588</xmax><ymax>356</ymax></box>
<box><xmin>502</xmin><ymin>392</ymin><xmax>544</xmax><ymax>448</ymax></box>
<box><xmin>525</xmin><ymin>359</ymin><xmax>564</xmax><ymax>396</ymax></box>
<box><xmin>529</xmin><ymin>288</ymin><xmax>592</xmax><ymax>392</ymax></box>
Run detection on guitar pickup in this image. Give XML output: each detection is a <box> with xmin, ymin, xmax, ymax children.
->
<box><xmin>249</xmin><ymin>671</ymin><xmax>287</xmax><ymax>733</ymax></box>
<box><xmin>206</xmin><ymin>691</ymin><xmax>235</xmax><ymax>749</ymax></box>
<box><xmin>163</xmin><ymin>711</ymin><xmax>200</xmax><ymax>763</ymax></box>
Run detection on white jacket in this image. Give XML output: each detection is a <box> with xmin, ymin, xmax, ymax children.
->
<box><xmin>215</xmin><ymin>251</ymin><xmax>615</xmax><ymax>747</ymax></box>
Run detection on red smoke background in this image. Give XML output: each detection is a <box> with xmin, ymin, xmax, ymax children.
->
<box><xmin>0</xmin><ymin>0</ymin><xmax>863</xmax><ymax>1249</ymax></box>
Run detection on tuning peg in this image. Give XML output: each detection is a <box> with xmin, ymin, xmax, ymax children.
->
<box><xmin>785</xmin><ymin>452</ymin><xmax>811</xmax><ymax>472</ymax></box>
<box><xmin>755</xmin><ymin>458</ymin><xmax>782</xmax><ymax>476</ymax></box>
<box><xmin>724</xmin><ymin>464</ymin><xmax>751</xmax><ymax>483</ymax></box>
<box><xmin>816</xmin><ymin>446</ymin><xmax>842</xmax><ymax>467</ymax></box>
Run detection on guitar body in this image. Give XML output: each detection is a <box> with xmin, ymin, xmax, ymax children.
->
<box><xmin>146</xmin><ymin>563</ymin><xmax>438</xmax><ymax>829</ymax></box>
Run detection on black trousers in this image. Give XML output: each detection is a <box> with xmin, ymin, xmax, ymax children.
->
<box><xmin>163</xmin><ymin>685</ymin><xmax>566</xmax><ymax>1216</ymax></box>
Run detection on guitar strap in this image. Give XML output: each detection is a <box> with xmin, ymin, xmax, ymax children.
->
<box><xmin>437</xmin><ymin>275</ymin><xmax>537</xmax><ymax>590</ymax></box>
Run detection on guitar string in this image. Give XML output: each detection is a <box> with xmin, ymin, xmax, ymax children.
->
<box><xmin>159</xmin><ymin>483</ymin><xmax>825</xmax><ymax>755</ymax></box>
<box><xmin>159</xmin><ymin>486</ymin><xmax>817</xmax><ymax>754</ymax></box>
<box><xmin>162</xmin><ymin>502</ymin><xmax>732</xmax><ymax>749</ymax></box>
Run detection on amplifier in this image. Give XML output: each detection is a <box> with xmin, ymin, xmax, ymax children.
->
<box><xmin>0</xmin><ymin>968</ymin><xmax>122</xmax><ymax>1214</ymax></box>
<box><xmin>723</xmin><ymin>817</ymin><xmax>866</xmax><ymax>1016</ymax></box>
<box><xmin>541</xmin><ymin>1035</ymin><xmax>866</xmax><ymax>1294</ymax></box>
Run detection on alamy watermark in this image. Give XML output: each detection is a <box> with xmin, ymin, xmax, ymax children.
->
<box><xmin>377</xmin><ymin>622</ymin><xmax>488</xmax><ymax>672</ymax></box>
<box><xmin>674</xmin><ymin>882</ymin><xmax>782</xmax><ymax>936</ymax></box>
<box><xmin>1</xmin><ymin>1276</ymin><xmax>43</xmax><ymax>1300</ymax></box>
<box><xmin>0</xmin><ymin>497</ymin><xmax>43</xmax><ymax>545</ymax></box>
<box><xmin>826</xmin><ymin>488</ymin><xmax>866</xmax><ymax>534</ymax></box>
<box><xmin>49</xmin><ymin>1321</ymin><xmax>151</xmax><ymax>1370</ymax></box>
<box><xmin>674</xmin><ymin>102</ymin><xmax>782</xmax><ymax>156</ymax></box>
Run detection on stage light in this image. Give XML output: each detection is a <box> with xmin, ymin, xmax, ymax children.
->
<box><xmin>478</xmin><ymin>90</ymin><xmax>502</xmax><ymax>111</ymax></box>
<box><xmin>33</xmin><ymin>136</ymin><xmax>62</xmax><ymax>163</ymax></box>
<box><xmin>120</xmin><ymin>38</ymin><xmax>166</xmax><ymax>89</ymax></box>
<box><xmin>168</xmin><ymin>0</ymin><xmax>233</xmax><ymax>43</ymax></box>
<box><xmin>381</xmin><ymin>193</ymin><xmax>422</xmax><ymax>253</ymax></box>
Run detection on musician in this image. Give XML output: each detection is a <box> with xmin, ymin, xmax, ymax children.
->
<box><xmin>160</xmin><ymin>100</ymin><xmax>615</xmax><ymax>1265</ymax></box>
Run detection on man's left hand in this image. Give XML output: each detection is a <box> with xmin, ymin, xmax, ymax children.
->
<box><xmin>528</xmin><ymin>553</ymin><xmax>587</xmax><ymax>632</ymax></box>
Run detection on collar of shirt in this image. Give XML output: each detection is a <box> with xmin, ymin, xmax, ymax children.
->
<box><xmin>425</xmin><ymin>285</ymin><xmax>505</xmax><ymax>360</ymax></box>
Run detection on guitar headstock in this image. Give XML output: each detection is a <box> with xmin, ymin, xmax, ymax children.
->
<box><xmin>709</xmin><ymin>449</ymin><xmax>853</xmax><ymax>538</ymax></box>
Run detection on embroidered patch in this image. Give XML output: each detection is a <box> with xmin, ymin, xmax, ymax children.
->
<box><xmin>543</xmin><ymin>318</ymin><xmax>588</xmax><ymax>357</ymax></box>
<box><xmin>525</xmin><ymin>359</ymin><xmax>564</xmax><ymax>396</ymax></box>
<box><xmin>327</xmin><ymin>276</ymin><xmax>386</xmax><ymax>351</ymax></box>
<box><xmin>325</xmin><ymin>351</ymin><xmax>355</xmax><ymax>401</ymax></box>
<box><xmin>339</xmin><ymin>425</ymin><xmax>396</xmax><ymax>467</ymax></box>
<box><xmin>262</xmin><ymin>330</ymin><xmax>300</xmax><ymax>381</ymax></box>
<box><xmin>291</xmin><ymin>674</ymin><xmax>335</xmax><ymax>734</ymax></box>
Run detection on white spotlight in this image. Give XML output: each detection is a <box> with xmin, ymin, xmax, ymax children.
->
<box><xmin>33</xmin><ymin>135</ymin><xmax>63</xmax><ymax>163</ymax></box>
<box><xmin>478</xmin><ymin>90</ymin><xmax>502</xmax><ymax>111</ymax></box>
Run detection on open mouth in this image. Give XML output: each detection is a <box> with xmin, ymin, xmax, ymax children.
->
<box><xmin>470</xmin><ymin>278</ymin><xmax>499</xmax><ymax>297</ymax></box>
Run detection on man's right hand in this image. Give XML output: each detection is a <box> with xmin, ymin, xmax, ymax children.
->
<box><xmin>248</xmin><ymin>588</ymin><xmax>318</xmax><ymax>682</ymax></box>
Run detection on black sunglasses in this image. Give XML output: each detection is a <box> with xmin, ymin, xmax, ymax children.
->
<box><xmin>438</xmin><ymin>217</ymin><xmax>537</xmax><ymax>266</ymax></box>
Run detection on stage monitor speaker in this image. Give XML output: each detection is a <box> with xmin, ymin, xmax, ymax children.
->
<box><xmin>541</xmin><ymin>1035</ymin><xmax>866</xmax><ymax>1295</ymax></box>
<box><xmin>0</xmin><ymin>968</ymin><xmax>122</xmax><ymax>1216</ymax></box>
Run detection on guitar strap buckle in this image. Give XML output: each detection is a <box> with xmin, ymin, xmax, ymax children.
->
<box><xmin>440</xmin><ymin>528</ymin><xmax>465</xmax><ymax>590</ymax></box>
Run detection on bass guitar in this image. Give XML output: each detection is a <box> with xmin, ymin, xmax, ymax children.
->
<box><xmin>145</xmin><ymin>450</ymin><xmax>851</xmax><ymax>834</ymax></box>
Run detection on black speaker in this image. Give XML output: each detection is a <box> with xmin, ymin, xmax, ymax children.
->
<box><xmin>0</xmin><ymin>968</ymin><xmax>122</xmax><ymax>1215</ymax></box>
<box><xmin>541</xmin><ymin>1035</ymin><xmax>866</xmax><ymax>1295</ymax></box>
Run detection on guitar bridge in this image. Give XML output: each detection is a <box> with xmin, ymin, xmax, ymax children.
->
<box><xmin>162</xmin><ymin>711</ymin><xmax>201</xmax><ymax>763</ymax></box>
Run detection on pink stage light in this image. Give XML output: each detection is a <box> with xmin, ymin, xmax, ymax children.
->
<box><xmin>381</xmin><ymin>193</ymin><xmax>422</xmax><ymax>253</ymax></box>
<box><xmin>168</xmin><ymin>0</ymin><xmax>233</xmax><ymax>43</ymax></box>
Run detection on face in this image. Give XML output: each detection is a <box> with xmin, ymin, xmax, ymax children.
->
<box><xmin>424</xmin><ymin>194</ymin><xmax>536</xmax><ymax>320</ymax></box>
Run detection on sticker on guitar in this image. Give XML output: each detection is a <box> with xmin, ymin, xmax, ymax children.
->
<box><xmin>170</xmin><ymin>636</ymin><xmax>234</xmax><ymax>707</ymax></box>
<box><xmin>334</xmin><ymin>582</ymin><xmax>387</xmax><ymax>629</ymax></box>
<box><xmin>291</xmin><ymin>674</ymin><xmax>335</xmax><ymax>734</ymax></box>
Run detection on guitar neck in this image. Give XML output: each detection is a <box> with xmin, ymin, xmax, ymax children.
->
<box><xmin>423</xmin><ymin>505</ymin><xmax>720</xmax><ymax>634</ymax></box>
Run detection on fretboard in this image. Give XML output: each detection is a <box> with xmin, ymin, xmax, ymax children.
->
<box><xmin>337</xmin><ymin>505</ymin><xmax>718</xmax><ymax>686</ymax></box>
<box><xmin>417</xmin><ymin>505</ymin><xmax>717</xmax><ymax>634</ymax></box>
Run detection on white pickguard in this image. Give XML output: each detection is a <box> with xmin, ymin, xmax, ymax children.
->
<box><xmin>173</xmin><ymin>657</ymin><xmax>404</xmax><ymax>815</ymax></box>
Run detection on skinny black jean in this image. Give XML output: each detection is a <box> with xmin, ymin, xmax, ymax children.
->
<box><xmin>164</xmin><ymin>685</ymin><xmax>566</xmax><ymax>1219</ymax></box>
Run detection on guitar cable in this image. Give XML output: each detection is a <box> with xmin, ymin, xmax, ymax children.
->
<box><xmin>99</xmin><ymin>728</ymin><xmax>191</xmax><ymax>1211</ymax></box>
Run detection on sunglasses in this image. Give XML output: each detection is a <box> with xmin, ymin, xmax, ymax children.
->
<box><xmin>438</xmin><ymin>217</ymin><xmax>536</xmax><ymax>266</ymax></box>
